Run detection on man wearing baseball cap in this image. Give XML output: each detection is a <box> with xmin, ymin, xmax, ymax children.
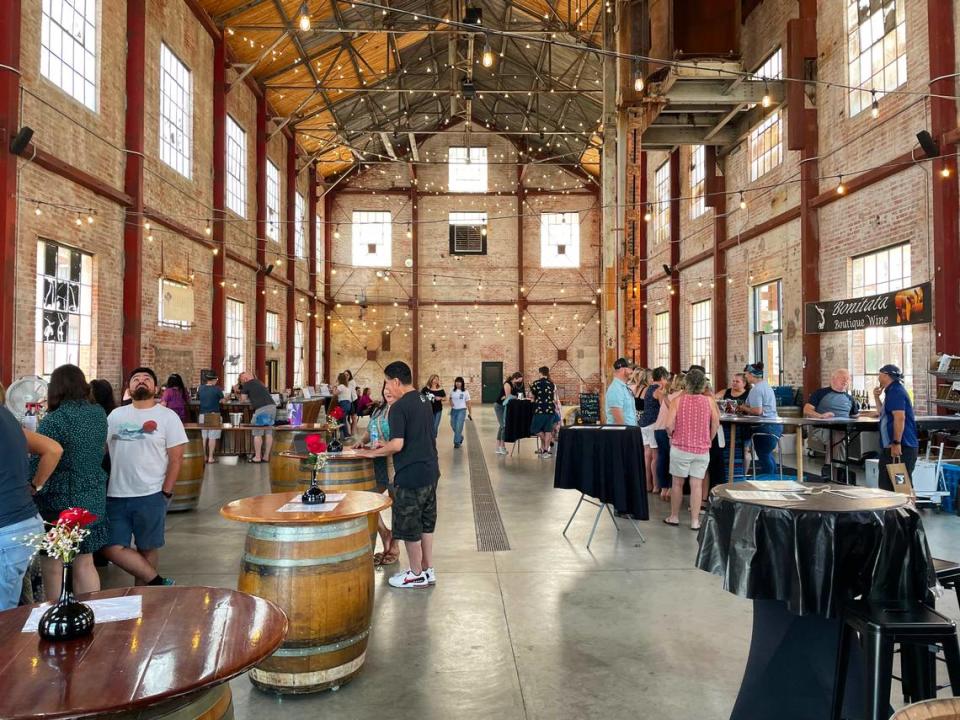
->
<box><xmin>873</xmin><ymin>364</ymin><xmax>918</xmax><ymax>491</ymax></box>
<box><xmin>605</xmin><ymin>358</ymin><xmax>637</xmax><ymax>426</ymax></box>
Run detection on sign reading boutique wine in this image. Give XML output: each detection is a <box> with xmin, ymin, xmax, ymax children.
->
<box><xmin>804</xmin><ymin>282</ymin><xmax>931</xmax><ymax>334</ymax></box>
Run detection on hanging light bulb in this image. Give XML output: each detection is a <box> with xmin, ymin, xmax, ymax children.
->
<box><xmin>739</xmin><ymin>191</ymin><xmax>747</xmax><ymax>210</ymax></box>
<box><xmin>406</xmin><ymin>224</ymin><xmax>412</xmax><ymax>239</ymax></box>
<box><xmin>74</xmin><ymin>213</ymin><xmax>82</xmax><ymax>226</ymax></box>
<box><xmin>633</xmin><ymin>74</ymin><xmax>644</xmax><ymax>93</ymax></box>
<box><xmin>761</xmin><ymin>81</ymin><xmax>771</xmax><ymax>109</ymax></box>
<box><xmin>870</xmin><ymin>91</ymin><xmax>879</xmax><ymax>119</ymax></box>
<box><xmin>86</xmin><ymin>213</ymin><xmax>94</xmax><ymax>224</ymax></box>
<box><xmin>482</xmin><ymin>39</ymin><xmax>494</xmax><ymax>68</ymax></box>
<box><xmin>942</xmin><ymin>165</ymin><xmax>952</xmax><ymax>178</ymax></box>
<box><xmin>836</xmin><ymin>175</ymin><xmax>846</xmax><ymax>195</ymax></box>
<box><xmin>333</xmin><ymin>224</ymin><xmax>340</xmax><ymax>239</ymax></box>
<box><xmin>643</xmin><ymin>205</ymin><xmax>652</xmax><ymax>222</ymax></box>
<box><xmin>34</xmin><ymin>204</ymin><xmax>42</xmax><ymax>216</ymax></box>
<box><xmin>297</xmin><ymin>2</ymin><xmax>311</xmax><ymax>31</ymax></box>
<box><xmin>205</xmin><ymin>223</ymin><xmax>212</xmax><ymax>236</ymax></box>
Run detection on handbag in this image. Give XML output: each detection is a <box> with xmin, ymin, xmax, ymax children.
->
<box><xmin>886</xmin><ymin>460</ymin><xmax>914</xmax><ymax>496</ymax></box>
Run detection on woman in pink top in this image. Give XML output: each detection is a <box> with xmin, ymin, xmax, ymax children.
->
<box><xmin>160</xmin><ymin>373</ymin><xmax>190</xmax><ymax>421</ymax></box>
<box><xmin>664</xmin><ymin>369</ymin><xmax>720</xmax><ymax>529</ymax></box>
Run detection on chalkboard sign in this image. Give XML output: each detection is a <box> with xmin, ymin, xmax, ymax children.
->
<box><xmin>579</xmin><ymin>393</ymin><xmax>600</xmax><ymax>425</ymax></box>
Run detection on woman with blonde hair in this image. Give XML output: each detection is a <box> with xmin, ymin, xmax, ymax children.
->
<box><xmin>664</xmin><ymin>369</ymin><xmax>719</xmax><ymax>529</ymax></box>
<box><xmin>652</xmin><ymin>372</ymin><xmax>686</xmax><ymax>499</ymax></box>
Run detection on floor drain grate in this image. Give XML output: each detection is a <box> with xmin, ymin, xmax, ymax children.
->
<box><xmin>466</xmin><ymin>421</ymin><xmax>510</xmax><ymax>552</ymax></box>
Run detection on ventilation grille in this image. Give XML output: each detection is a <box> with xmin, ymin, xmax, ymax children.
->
<box><xmin>466</xmin><ymin>421</ymin><xmax>510</xmax><ymax>551</ymax></box>
<box><xmin>450</xmin><ymin>224</ymin><xmax>486</xmax><ymax>255</ymax></box>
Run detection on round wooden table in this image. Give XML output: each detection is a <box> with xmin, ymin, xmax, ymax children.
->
<box><xmin>220</xmin><ymin>490</ymin><xmax>391</xmax><ymax>694</ymax></box>
<box><xmin>0</xmin><ymin>586</ymin><xmax>287</xmax><ymax>719</ymax></box>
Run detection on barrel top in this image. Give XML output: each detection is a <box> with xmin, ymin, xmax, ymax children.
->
<box><xmin>277</xmin><ymin>449</ymin><xmax>372</xmax><ymax>462</ymax></box>
<box><xmin>220</xmin><ymin>490</ymin><xmax>391</xmax><ymax>524</ymax></box>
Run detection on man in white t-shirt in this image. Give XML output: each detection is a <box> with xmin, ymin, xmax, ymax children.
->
<box><xmin>101</xmin><ymin>367</ymin><xmax>187</xmax><ymax>586</ymax></box>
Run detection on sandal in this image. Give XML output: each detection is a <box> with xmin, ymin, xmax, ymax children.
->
<box><xmin>373</xmin><ymin>552</ymin><xmax>385</xmax><ymax>566</ymax></box>
<box><xmin>380</xmin><ymin>547</ymin><xmax>400</xmax><ymax>565</ymax></box>
<box><xmin>663</xmin><ymin>518</ymin><xmax>680</xmax><ymax>527</ymax></box>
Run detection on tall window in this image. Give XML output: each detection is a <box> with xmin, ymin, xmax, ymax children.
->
<box><xmin>690</xmin><ymin>146</ymin><xmax>706</xmax><ymax>219</ymax></box>
<box><xmin>655</xmin><ymin>311</ymin><xmax>670</xmax><ymax>370</ymax></box>
<box><xmin>295</xmin><ymin>192</ymin><xmax>306</xmax><ymax>259</ymax></box>
<box><xmin>850</xmin><ymin>244</ymin><xmax>912</xmax><ymax>392</ymax></box>
<box><xmin>540</xmin><ymin>212</ymin><xmax>580</xmax><ymax>268</ymax></box>
<box><xmin>225</xmin><ymin>298</ymin><xmax>245</xmax><ymax>390</ymax></box>
<box><xmin>847</xmin><ymin>0</ymin><xmax>906</xmax><ymax>117</ymax></box>
<box><xmin>294</xmin><ymin>320</ymin><xmax>305</xmax><ymax>388</ymax></box>
<box><xmin>159</xmin><ymin>44</ymin><xmax>192</xmax><ymax>178</ymax></box>
<box><xmin>266</xmin><ymin>161</ymin><xmax>280</xmax><ymax>241</ymax></box>
<box><xmin>41</xmin><ymin>0</ymin><xmax>98</xmax><ymax>111</ymax></box>
<box><xmin>351</xmin><ymin>211</ymin><xmax>391</xmax><ymax>267</ymax></box>
<box><xmin>36</xmin><ymin>241</ymin><xmax>93</xmax><ymax>378</ymax></box>
<box><xmin>448</xmin><ymin>147</ymin><xmax>488</xmax><ymax>192</ymax></box>
<box><xmin>690</xmin><ymin>300</ymin><xmax>712</xmax><ymax>375</ymax></box>
<box><xmin>266</xmin><ymin>311</ymin><xmax>279</xmax><ymax>346</ymax></box>
<box><xmin>749</xmin><ymin>49</ymin><xmax>783</xmax><ymax>181</ymax></box>
<box><xmin>654</xmin><ymin>161</ymin><xmax>670</xmax><ymax>245</ymax></box>
<box><xmin>752</xmin><ymin>280</ymin><xmax>783</xmax><ymax>385</ymax></box>
<box><xmin>225</xmin><ymin>116</ymin><xmax>246</xmax><ymax>217</ymax></box>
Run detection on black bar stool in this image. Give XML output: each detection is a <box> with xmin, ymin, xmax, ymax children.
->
<box><xmin>831</xmin><ymin>600</ymin><xmax>960</xmax><ymax>720</ymax></box>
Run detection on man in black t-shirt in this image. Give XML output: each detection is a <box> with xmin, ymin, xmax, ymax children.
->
<box><xmin>356</xmin><ymin>361</ymin><xmax>439</xmax><ymax>589</ymax></box>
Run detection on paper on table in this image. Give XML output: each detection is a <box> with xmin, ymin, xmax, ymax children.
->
<box><xmin>826</xmin><ymin>486</ymin><xmax>899</xmax><ymax>499</ymax></box>
<box><xmin>743</xmin><ymin>481</ymin><xmax>808</xmax><ymax>492</ymax></box>
<box><xmin>22</xmin><ymin>595</ymin><xmax>143</xmax><ymax>632</ymax></box>
<box><xmin>726</xmin><ymin>490</ymin><xmax>808</xmax><ymax>502</ymax></box>
<box><xmin>600</xmin><ymin>426</ymin><xmax>627</xmax><ymax>430</ymax></box>
<box><xmin>277</xmin><ymin>501</ymin><xmax>341</xmax><ymax>512</ymax></box>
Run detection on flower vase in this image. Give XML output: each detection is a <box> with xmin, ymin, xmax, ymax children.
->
<box><xmin>301</xmin><ymin>465</ymin><xmax>326</xmax><ymax>505</ymax></box>
<box><xmin>38</xmin><ymin>562</ymin><xmax>95</xmax><ymax>641</ymax></box>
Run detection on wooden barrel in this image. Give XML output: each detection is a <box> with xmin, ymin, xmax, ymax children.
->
<box><xmin>892</xmin><ymin>698</ymin><xmax>960</xmax><ymax>719</ymax></box>
<box><xmin>269</xmin><ymin>437</ymin><xmax>376</xmax><ymax>495</ymax></box>
<box><xmin>239</xmin><ymin>518</ymin><xmax>374</xmax><ymax>693</ymax></box>
<box><xmin>140</xmin><ymin>684</ymin><xmax>234</xmax><ymax>719</ymax></box>
<box><xmin>168</xmin><ymin>433</ymin><xmax>205</xmax><ymax>513</ymax></box>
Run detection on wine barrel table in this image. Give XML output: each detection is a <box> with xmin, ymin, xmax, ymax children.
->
<box><xmin>269</xmin><ymin>441</ymin><xmax>376</xmax><ymax>494</ymax></box>
<box><xmin>220</xmin><ymin>490</ymin><xmax>391</xmax><ymax>694</ymax></box>
<box><xmin>893</xmin><ymin>698</ymin><xmax>960</xmax><ymax>718</ymax></box>
<box><xmin>168</xmin><ymin>430</ymin><xmax>205</xmax><ymax>512</ymax></box>
<box><xmin>0</xmin><ymin>586</ymin><xmax>286</xmax><ymax>719</ymax></box>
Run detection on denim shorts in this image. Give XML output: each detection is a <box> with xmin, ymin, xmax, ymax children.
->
<box><xmin>106</xmin><ymin>493</ymin><xmax>167</xmax><ymax>551</ymax></box>
<box><xmin>392</xmin><ymin>484</ymin><xmax>437</xmax><ymax>542</ymax></box>
<box><xmin>0</xmin><ymin>514</ymin><xmax>43</xmax><ymax>611</ymax></box>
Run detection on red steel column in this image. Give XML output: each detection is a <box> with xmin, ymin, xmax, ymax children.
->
<box><xmin>121</xmin><ymin>0</ymin><xmax>146</xmax><ymax>380</ymax></box>
<box><xmin>706</xmin><ymin>146</ymin><xmax>727</xmax><ymax>384</ymax></box>
<box><xmin>285</xmin><ymin>137</ymin><xmax>296</xmax><ymax>389</ymax></box>
<box><xmin>211</xmin><ymin>37</ymin><xmax>227</xmax><ymax>377</ymax></box>
<box><xmin>929</xmin><ymin>0</ymin><xmax>960</xmax><ymax>356</ymax></box>
<box><xmin>254</xmin><ymin>95</ymin><xmax>267</xmax><ymax>378</ymax></box>
<box><xmin>637</xmin><ymin>152</ymin><xmax>648</xmax><ymax>366</ymax></box>
<box><xmin>410</xmin><ymin>167</ymin><xmax>420</xmax><ymax>385</ymax></box>
<box><xmin>308</xmin><ymin>165</ymin><xmax>318</xmax><ymax>385</ymax></box>
<box><xmin>0</xmin><ymin>0</ymin><xmax>22</xmax><ymax>385</ymax></box>
<box><xmin>669</xmin><ymin>149</ymin><xmax>681</xmax><ymax>373</ymax></box>
<box><xmin>517</xmin><ymin>165</ymin><xmax>525</xmax><ymax>375</ymax></box>
<box><xmin>322</xmin><ymin>192</ymin><xmax>332</xmax><ymax>384</ymax></box>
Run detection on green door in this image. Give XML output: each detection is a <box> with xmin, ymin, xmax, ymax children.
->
<box><xmin>481</xmin><ymin>362</ymin><xmax>503</xmax><ymax>404</ymax></box>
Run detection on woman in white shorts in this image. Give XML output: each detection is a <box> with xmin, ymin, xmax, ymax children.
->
<box><xmin>638</xmin><ymin>367</ymin><xmax>669</xmax><ymax>492</ymax></box>
<box><xmin>664</xmin><ymin>369</ymin><xmax>719</xmax><ymax>530</ymax></box>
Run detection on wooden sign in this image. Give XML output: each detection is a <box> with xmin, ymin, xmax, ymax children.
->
<box><xmin>805</xmin><ymin>282</ymin><xmax>930</xmax><ymax>334</ymax></box>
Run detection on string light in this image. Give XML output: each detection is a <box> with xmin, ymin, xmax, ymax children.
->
<box><xmin>34</xmin><ymin>204</ymin><xmax>41</xmax><ymax>216</ymax></box>
<box><xmin>643</xmin><ymin>205</ymin><xmax>652</xmax><ymax>222</ymax></box>
<box><xmin>297</xmin><ymin>2</ymin><xmax>311</xmax><ymax>31</ymax></box>
<box><xmin>942</xmin><ymin>165</ymin><xmax>952</xmax><ymax>178</ymax></box>
<box><xmin>761</xmin><ymin>81</ymin><xmax>771</xmax><ymax>109</ymax></box>
<box><xmin>739</xmin><ymin>192</ymin><xmax>747</xmax><ymax>210</ymax></box>
<box><xmin>205</xmin><ymin>223</ymin><xmax>212</xmax><ymax>236</ymax></box>
<box><xmin>74</xmin><ymin>213</ymin><xmax>82</xmax><ymax>226</ymax></box>
<box><xmin>836</xmin><ymin>175</ymin><xmax>846</xmax><ymax>195</ymax></box>
<box><xmin>634</xmin><ymin>74</ymin><xmax>644</xmax><ymax>93</ymax></box>
<box><xmin>481</xmin><ymin>39</ymin><xmax>495</xmax><ymax>68</ymax></box>
<box><xmin>870</xmin><ymin>91</ymin><xmax>879</xmax><ymax>119</ymax></box>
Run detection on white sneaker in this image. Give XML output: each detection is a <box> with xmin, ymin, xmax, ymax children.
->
<box><xmin>424</xmin><ymin>567</ymin><xmax>436</xmax><ymax>585</ymax></box>
<box><xmin>496</xmin><ymin>447</ymin><xmax>507</xmax><ymax>455</ymax></box>
<box><xmin>541</xmin><ymin>451</ymin><xmax>552</xmax><ymax>459</ymax></box>
<box><xmin>388</xmin><ymin>569</ymin><xmax>429</xmax><ymax>589</ymax></box>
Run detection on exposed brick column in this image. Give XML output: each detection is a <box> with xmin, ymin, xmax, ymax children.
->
<box><xmin>308</xmin><ymin>165</ymin><xmax>318</xmax><ymax>385</ymax></box>
<box><xmin>285</xmin><ymin>137</ymin><xmax>296</xmax><ymax>389</ymax></box>
<box><xmin>668</xmin><ymin>149</ymin><xmax>681</xmax><ymax>373</ymax></box>
<box><xmin>929</xmin><ymin>0</ymin><xmax>960</xmax><ymax>358</ymax></box>
<box><xmin>121</xmin><ymin>0</ymin><xmax>146</xmax><ymax>380</ymax></box>
<box><xmin>211</xmin><ymin>36</ymin><xmax>227</xmax><ymax>379</ymax></box>
<box><xmin>0</xmin><ymin>0</ymin><xmax>22</xmax><ymax>385</ymax></box>
<box><xmin>254</xmin><ymin>94</ymin><xmax>267</xmax><ymax>378</ymax></box>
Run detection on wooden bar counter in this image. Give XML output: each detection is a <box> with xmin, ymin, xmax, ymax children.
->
<box><xmin>220</xmin><ymin>491</ymin><xmax>391</xmax><ymax>694</ymax></box>
<box><xmin>0</xmin><ymin>586</ymin><xmax>286</xmax><ymax>719</ymax></box>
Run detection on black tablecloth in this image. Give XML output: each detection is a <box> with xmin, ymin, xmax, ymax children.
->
<box><xmin>696</xmin><ymin>488</ymin><xmax>936</xmax><ymax>618</ymax></box>
<box><xmin>503</xmin><ymin>399</ymin><xmax>536</xmax><ymax>443</ymax></box>
<box><xmin>553</xmin><ymin>426</ymin><xmax>649</xmax><ymax>519</ymax></box>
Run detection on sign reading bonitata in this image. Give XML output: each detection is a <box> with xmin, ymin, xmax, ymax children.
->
<box><xmin>804</xmin><ymin>282</ymin><xmax>931</xmax><ymax>334</ymax></box>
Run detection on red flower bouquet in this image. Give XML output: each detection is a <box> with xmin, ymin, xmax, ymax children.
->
<box><xmin>329</xmin><ymin>406</ymin><xmax>345</xmax><ymax>421</ymax></box>
<box><xmin>58</xmin><ymin>508</ymin><xmax>98</xmax><ymax>529</ymax></box>
<box><xmin>305</xmin><ymin>434</ymin><xmax>327</xmax><ymax>455</ymax></box>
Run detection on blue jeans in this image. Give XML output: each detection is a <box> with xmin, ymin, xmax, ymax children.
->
<box><xmin>338</xmin><ymin>400</ymin><xmax>352</xmax><ymax>437</ymax></box>
<box><xmin>450</xmin><ymin>408</ymin><xmax>467</xmax><ymax>445</ymax></box>
<box><xmin>432</xmin><ymin>411</ymin><xmax>442</xmax><ymax>439</ymax></box>
<box><xmin>494</xmin><ymin>403</ymin><xmax>505</xmax><ymax>442</ymax></box>
<box><xmin>750</xmin><ymin>424</ymin><xmax>783</xmax><ymax>476</ymax></box>
<box><xmin>655</xmin><ymin>429</ymin><xmax>671</xmax><ymax>489</ymax></box>
<box><xmin>0</xmin><ymin>514</ymin><xmax>43</xmax><ymax>610</ymax></box>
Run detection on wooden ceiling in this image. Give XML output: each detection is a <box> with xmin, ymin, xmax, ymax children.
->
<box><xmin>198</xmin><ymin>0</ymin><xmax>604</xmax><ymax>180</ymax></box>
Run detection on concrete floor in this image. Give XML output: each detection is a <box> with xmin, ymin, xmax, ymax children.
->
<box><xmin>101</xmin><ymin>407</ymin><xmax>960</xmax><ymax>720</ymax></box>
